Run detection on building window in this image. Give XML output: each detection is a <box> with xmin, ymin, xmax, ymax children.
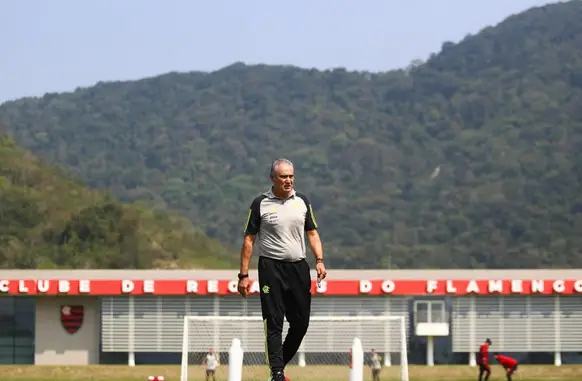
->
<box><xmin>0</xmin><ymin>297</ymin><xmax>35</xmax><ymax>364</ymax></box>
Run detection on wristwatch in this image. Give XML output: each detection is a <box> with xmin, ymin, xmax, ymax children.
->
<box><xmin>238</xmin><ymin>273</ymin><xmax>249</xmax><ymax>279</ymax></box>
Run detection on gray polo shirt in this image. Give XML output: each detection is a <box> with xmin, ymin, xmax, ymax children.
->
<box><xmin>243</xmin><ymin>188</ymin><xmax>318</xmax><ymax>262</ymax></box>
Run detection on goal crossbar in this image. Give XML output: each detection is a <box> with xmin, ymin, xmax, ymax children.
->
<box><xmin>183</xmin><ymin>315</ymin><xmax>405</xmax><ymax>321</ymax></box>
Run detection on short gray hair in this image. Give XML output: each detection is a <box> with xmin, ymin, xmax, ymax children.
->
<box><xmin>270</xmin><ymin>158</ymin><xmax>294</xmax><ymax>177</ymax></box>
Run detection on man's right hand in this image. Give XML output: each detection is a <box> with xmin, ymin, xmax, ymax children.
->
<box><xmin>238</xmin><ymin>277</ymin><xmax>251</xmax><ymax>297</ymax></box>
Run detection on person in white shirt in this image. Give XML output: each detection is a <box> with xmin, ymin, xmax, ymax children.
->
<box><xmin>369</xmin><ymin>348</ymin><xmax>382</xmax><ymax>381</ymax></box>
<box><xmin>202</xmin><ymin>348</ymin><xmax>220</xmax><ymax>381</ymax></box>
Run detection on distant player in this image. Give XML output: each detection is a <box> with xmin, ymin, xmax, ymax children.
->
<box><xmin>369</xmin><ymin>349</ymin><xmax>382</xmax><ymax>381</ymax></box>
<box><xmin>494</xmin><ymin>353</ymin><xmax>519</xmax><ymax>381</ymax></box>
<box><xmin>202</xmin><ymin>348</ymin><xmax>219</xmax><ymax>381</ymax></box>
<box><xmin>477</xmin><ymin>338</ymin><xmax>492</xmax><ymax>381</ymax></box>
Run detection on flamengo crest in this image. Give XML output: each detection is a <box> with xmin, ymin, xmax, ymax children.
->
<box><xmin>61</xmin><ymin>305</ymin><xmax>84</xmax><ymax>334</ymax></box>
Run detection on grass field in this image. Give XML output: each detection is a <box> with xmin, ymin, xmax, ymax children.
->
<box><xmin>0</xmin><ymin>365</ymin><xmax>580</xmax><ymax>381</ymax></box>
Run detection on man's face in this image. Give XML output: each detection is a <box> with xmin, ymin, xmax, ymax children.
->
<box><xmin>271</xmin><ymin>162</ymin><xmax>294</xmax><ymax>194</ymax></box>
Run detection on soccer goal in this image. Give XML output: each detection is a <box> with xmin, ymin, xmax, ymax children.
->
<box><xmin>179</xmin><ymin>315</ymin><xmax>409</xmax><ymax>381</ymax></box>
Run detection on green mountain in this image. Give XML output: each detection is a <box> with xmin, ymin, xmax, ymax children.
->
<box><xmin>1</xmin><ymin>1</ymin><xmax>582</xmax><ymax>269</ymax></box>
<box><xmin>0</xmin><ymin>135</ymin><xmax>235</xmax><ymax>269</ymax></box>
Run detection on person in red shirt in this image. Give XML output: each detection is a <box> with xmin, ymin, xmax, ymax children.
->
<box><xmin>477</xmin><ymin>338</ymin><xmax>492</xmax><ymax>381</ymax></box>
<box><xmin>494</xmin><ymin>353</ymin><xmax>519</xmax><ymax>381</ymax></box>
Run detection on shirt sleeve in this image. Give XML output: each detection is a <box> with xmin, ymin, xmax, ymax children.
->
<box><xmin>243</xmin><ymin>196</ymin><xmax>263</xmax><ymax>235</ymax></box>
<box><xmin>298</xmin><ymin>193</ymin><xmax>318</xmax><ymax>231</ymax></box>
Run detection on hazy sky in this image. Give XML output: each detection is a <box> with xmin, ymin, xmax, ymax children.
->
<box><xmin>0</xmin><ymin>0</ymin><xmax>557</xmax><ymax>103</ymax></box>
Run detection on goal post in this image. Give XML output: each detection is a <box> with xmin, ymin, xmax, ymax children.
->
<box><xmin>180</xmin><ymin>315</ymin><xmax>409</xmax><ymax>381</ymax></box>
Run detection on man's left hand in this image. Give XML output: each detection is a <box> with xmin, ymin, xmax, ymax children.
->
<box><xmin>316</xmin><ymin>262</ymin><xmax>327</xmax><ymax>280</ymax></box>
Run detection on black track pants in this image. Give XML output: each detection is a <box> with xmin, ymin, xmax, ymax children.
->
<box><xmin>258</xmin><ymin>256</ymin><xmax>312</xmax><ymax>373</ymax></box>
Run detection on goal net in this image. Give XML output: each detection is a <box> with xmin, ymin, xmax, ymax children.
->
<box><xmin>180</xmin><ymin>315</ymin><xmax>409</xmax><ymax>381</ymax></box>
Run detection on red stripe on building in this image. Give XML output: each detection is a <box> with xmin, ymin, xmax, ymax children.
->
<box><xmin>1</xmin><ymin>279</ymin><xmax>581</xmax><ymax>296</ymax></box>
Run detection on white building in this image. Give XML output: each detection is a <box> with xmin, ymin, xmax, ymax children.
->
<box><xmin>1</xmin><ymin>269</ymin><xmax>581</xmax><ymax>366</ymax></box>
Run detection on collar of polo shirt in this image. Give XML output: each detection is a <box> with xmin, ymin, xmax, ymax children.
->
<box><xmin>264</xmin><ymin>187</ymin><xmax>296</xmax><ymax>200</ymax></box>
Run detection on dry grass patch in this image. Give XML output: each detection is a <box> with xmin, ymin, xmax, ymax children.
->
<box><xmin>0</xmin><ymin>364</ymin><xmax>580</xmax><ymax>381</ymax></box>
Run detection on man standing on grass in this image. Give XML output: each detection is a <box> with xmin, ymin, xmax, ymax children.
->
<box><xmin>477</xmin><ymin>338</ymin><xmax>492</xmax><ymax>381</ymax></box>
<box><xmin>369</xmin><ymin>349</ymin><xmax>382</xmax><ymax>381</ymax></box>
<box><xmin>202</xmin><ymin>348</ymin><xmax>219</xmax><ymax>381</ymax></box>
<box><xmin>237</xmin><ymin>158</ymin><xmax>327</xmax><ymax>381</ymax></box>
<box><xmin>494</xmin><ymin>353</ymin><xmax>519</xmax><ymax>381</ymax></box>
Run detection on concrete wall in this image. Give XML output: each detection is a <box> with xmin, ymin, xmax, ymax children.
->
<box><xmin>34</xmin><ymin>296</ymin><xmax>100</xmax><ymax>365</ymax></box>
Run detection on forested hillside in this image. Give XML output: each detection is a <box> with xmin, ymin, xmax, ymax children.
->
<box><xmin>1</xmin><ymin>1</ymin><xmax>581</xmax><ymax>269</ymax></box>
<box><xmin>0</xmin><ymin>136</ymin><xmax>235</xmax><ymax>269</ymax></box>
